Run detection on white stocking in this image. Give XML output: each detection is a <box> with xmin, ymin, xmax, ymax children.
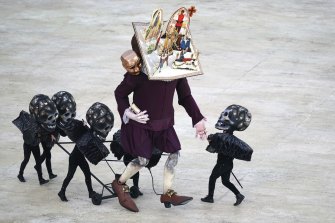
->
<box><xmin>119</xmin><ymin>156</ymin><xmax>148</xmax><ymax>183</ymax></box>
<box><xmin>163</xmin><ymin>152</ymin><xmax>179</xmax><ymax>193</ymax></box>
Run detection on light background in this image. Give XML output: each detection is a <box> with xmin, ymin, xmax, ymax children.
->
<box><xmin>0</xmin><ymin>0</ymin><xmax>334</xmax><ymax>222</ymax></box>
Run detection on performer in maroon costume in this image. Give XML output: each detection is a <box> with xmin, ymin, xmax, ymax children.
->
<box><xmin>112</xmin><ymin>36</ymin><xmax>207</xmax><ymax>212</ymax></box>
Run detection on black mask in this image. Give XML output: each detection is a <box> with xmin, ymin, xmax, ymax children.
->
<box><xmin>29</xmin><ymin>94</ymin><xmax>58</xmax><ymax>132</ymax></box>
<box><xmin>51</xmin><ymin>91</ymin><xmax>76</xmax><ymax>123</ymax></box>
<box><xmin>215</xmin><ymin>105</ymin><xmax>251</xmax><ymax>132</ymax></box>
<box><xmin>86</xmin><ymin>102</ymin><xmax>114</xmax><ymax>141</ymax></box>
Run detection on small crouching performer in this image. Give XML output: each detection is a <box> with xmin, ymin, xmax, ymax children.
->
<box><xmin>201</xmin><ymin>105</ymin><xmax>253</xmax><ymax>206</ymax></box>
<box><xmin>112</xmin><ymin>36</ymin><xmax>206</xmax><ymax>212</ymax></box>
<box><xmin>52</xmin><ymin>91</ymin><xmax>113</xmax><ymax>205</ymax></box>
<box><xmin>13</xmin><ymin>94</ymin><xmax>58</xmax><ymax>185</ymax></box>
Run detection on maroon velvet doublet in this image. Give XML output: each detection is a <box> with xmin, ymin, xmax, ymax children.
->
<box><xmin>114</xmin><ymin>72</ymin><xmax>203</xmax><ymax>158</ymax></box>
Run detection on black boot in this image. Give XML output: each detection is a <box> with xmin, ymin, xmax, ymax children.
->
<box><xmin>39</xmin><ymin>177</ymin><xmax>49</xmax><ymax>185</ymax></box>
<box><xmin>58</xmin><ymin>189</ymin><xmax>68</xmax><ymax>202</ymax></box>
<box><xmin>17</xmin><ymin>174</ymin><xmax>26</xmax><ymax>182</ymax></box>
<box><xmin>234</xmin><ymin>193</ymin><xmax>245</xmax><ymax>206</ymax></box>
<box><xmin>201</xmin><ymin>195</ymin><xmax>214</xmax><ymax>203</ymax></box>
<box><xmin>34</xmin><ymin>165</ymin><xmax>49</xmax><ymax>185</ymax></box>
<box><xmin>49</xmin><ymin>173</ymin><xmax>57</xmax><ymax>179</ymax></box>
<box><xmin>130</xmin><ymin>186</ymin><xmax>143</xmax><ymax>198</ymax></box>
<box><xmin>89</xmin><ymin>191</ymin><xmax>102</xmax><ymax>205</ymax></box>
<box><xmin>89</xmin><ymin>190</ymin><xmax>96</xmax><ymax>198</ymax></box>
<box><xmin>46</xmin><ymin>158</ymin><xmax>57</xmax><ymax>179</ymax></box>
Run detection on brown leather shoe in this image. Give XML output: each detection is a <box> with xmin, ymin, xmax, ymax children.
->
<box><xmin>160</xmin><ymin>189</ymin><xmax>193</xmax><ymax>208</ymax></box>
<box><xmin>112</xmin><ymin>179</ymin><xmax>139</xmax><ymax>212</ymax></box>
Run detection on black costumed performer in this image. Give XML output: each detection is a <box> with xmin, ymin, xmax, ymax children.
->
<box><xmin>201</xmin><ymin>105</ymin><xmax>253</xmax><ymax>206</ymax></box>
<box><xmin>112</xmin><ymin>36</ymin><xmax>207</xmax><ymax>212</ymax></box>
<box><xmin>13</xmin><ymin>94</ymin><xmax>59</xmax><ymax>185</ymax></box>
<box><xmin>52</xmin><ymin>91</ymin><xmax>113</xmax><ymax>204</ymax></box>
<box><xmin>38</xmin><ymin>126</ymin><xmax>59</xmax><ymax>180</ymax></box>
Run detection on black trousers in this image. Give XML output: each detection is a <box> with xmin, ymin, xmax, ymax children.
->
<box><xmin>207</xmin><ymin>163</ymin><xmax>240</xmax><ymax>197</ymax></box>
<box><xmin>61</xmin><ymin>146</ymin><xmax>93</xmax><ymax>195</ymax></box>
<box><xmin>40</xmin><ymin>141</ymin><xmax>53</xmax><ymax>174</ymax></box>
<box><xmin>19</xmin><ymin>143</ymin><xmax>43</xmax><ymax>179</ymax></box>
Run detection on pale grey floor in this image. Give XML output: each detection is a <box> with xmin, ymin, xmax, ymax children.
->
<box><xmin>0</xmin><ymin>0</ymin><xmax>334</xmax><ymax>222</ymax></box>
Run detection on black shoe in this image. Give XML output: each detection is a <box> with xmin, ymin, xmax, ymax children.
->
<box><xmin>17</xmin><ymin>174</ymin><xmax>26</xmax><ymax>182</ymax></box>
<box><xmin>89</xmin><ymin>191</ymin><xmax>96</xmax><ymax>198</ymax></box>
<box><xmin>130</xmin><ymin>186</ymin><xmax>143</xmax><ymax>198</ymax></box>
<box><xmin>39</xmin><ymin>178</ymin><xmax>49</xmax><ymax>185</ymax></box>
<box><xmin>49</xmin><ymin>173</ymin><xmax>57</xmax><ymax>179</ymax></box>
<box><xmin>89</xmin><ymin>191</ymin><xmax>102</xmax><ymax>205</ymax></box>
<box><xmin>58</xmin><ymin>190</ymin><xmax>68</xmax><ymax>202</ymax></box>
<box><xmin>234</xmin><ymin>193</ymin><xmax>245</xmax><ymax>206</ymax></box>
<box><xmin>34</xmin><ymin>165</ymin><xmax>48</xmax><ymax>184</ymax></box>
<box><xmin>201</xmin><ymin>195</ymin><xmax>214</xmax><ymax>203</ymax></box>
